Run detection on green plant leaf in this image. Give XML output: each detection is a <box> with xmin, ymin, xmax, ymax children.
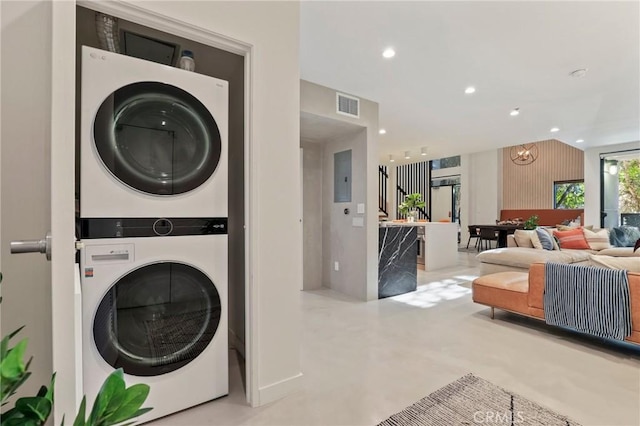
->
<box><xmin>42</xmin><ymin>373</ymin><xmax>55</xmax><ymax>404</ymax></box>
<box><xmin>3</xmin><ymin>416</ymin><xmax>41</xmax><ymax>426</ymax></box>
<box><xmin>1</xmin><ymin>339</ymin><xmax>28</xmax><ymax>379</ymax></box>
<box><xmin>15</xmin><ymin>396</ymin><xmax>52</xmax><ymax>422</ymax></box>
<box><xmin>109</xmin><ymin>407</ymin><xmax>153</xmax><ymax>426</ymax></box>
<box><xmin>72</xmin><ymin>396</ymin><xmax>87</xmax><ymax>426</ymax></box>
<box><xmin>101</xmin><ymin>384</ymin><xmax>150</xmax><ymax>425</ymax></box>
<box><xmin>1</xmin><ymin>371</ymin><xmax>31</xmax><ymax>403</ymax></box>
<box><xmin>1</xmin><ymin>326</ymin><xmax>25</xmax><ymax>359</ymax></box>
<box><xmin>88</xmin><ymin>369</ymin><xmax>125</xmax><ymax>425</ymax></box>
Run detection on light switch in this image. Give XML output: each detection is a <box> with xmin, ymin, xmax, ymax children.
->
<box><xmin>357</xmin><ymin>203</ymin><xmax>365</xmax><ymax>214</ymax></box>
<box><xmin>352</xmin><ymin>217</ymin><xmax>364</xmax><ymax>227</ymax></box>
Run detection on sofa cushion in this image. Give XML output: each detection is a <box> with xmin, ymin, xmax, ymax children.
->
<box><xmin>535</xmin><ymin>228</ymin><xmax>554</xmax><ymax>250</ymax></box>
<box><xmin>583</xmin><ymin>228</ymin><xmax>611</xmax><ymax>250</ymax></box>
<box><xmin>598</xmin><ymin>247</ymin><xmax>640</xmax><ymax>257</ymax></box>
<box><xmin>513</xmin><ymin>229</ymin><xmax>535</xmax><ymax>248</ymax></box>
<box><xmin>476</xmin><ymin>247</ymin><xmax>592</xmax><ymax>269</ymax></box>
<box><xmin>610</xmin><ymin>226</ymin><xmax>640</xmax><ymax>247</ymax></box>
<box><xmin>472</xmin><ymin>272</ymin><xmax>529</xmax><ymax>314</ymax></box>
<box><xmin>553</xmin><ymin>228</ymin><xmax>590</xmax><ymax>250</ymax></box>
<box><xmin>556</xmin><ymin>224</ymin><xmax>594</xmax><ymax>231</ymax></box>
<box><xmin>589</xmin><ymin>255</ymin><xmax>640</xmax><ymax>272</ymax></box>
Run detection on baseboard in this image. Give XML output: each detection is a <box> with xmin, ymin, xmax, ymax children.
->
<box><xmin>257</xmin><ymin>372</ymin><xmax>304</xmax><ymax>406</ymax></box>
<box><xmin>228</xmin><ymin>328</ymin><xmax>246</xmax><ymax>358</ymax></box>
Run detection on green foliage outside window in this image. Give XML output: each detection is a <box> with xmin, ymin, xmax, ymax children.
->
<box><xmin>554</xmin><ymin>181</ymin><xmax>585</xmax><ymax>209</ymax></box>
<box><xmin>619</xmin><ymin>159</ymin><xmax>640</xmax><ymax>214</ymax></box>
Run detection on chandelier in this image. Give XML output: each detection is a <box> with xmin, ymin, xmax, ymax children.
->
<box><xmin>509</xmin><ymin>143</ymin><xmax>538</xmax><ymax>165</ymax></box>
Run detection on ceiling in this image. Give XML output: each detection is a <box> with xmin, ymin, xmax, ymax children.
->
<box><xmin>300</xmin><ymin>1</ymin><xmax>640</xmax><ymax>164</ymax></box>
<box><xmin>300</xmin><ymin>111</ymin><xmax>364</xmax><ymax>143</ymax></box>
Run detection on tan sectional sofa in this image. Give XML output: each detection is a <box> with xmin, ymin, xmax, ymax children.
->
<box><xmin>477</xmin><ymin>233</ymin><xmax>638</xmax><ymax>275</ymax></box>
<box><xmin>472</xmin><ymin>263</ymin><xmax>640</xmax><ymax>345</ymax></box>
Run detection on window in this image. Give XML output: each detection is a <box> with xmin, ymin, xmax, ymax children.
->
<box><xmin>431</xmin><ymin>155</ymin><xmax>460</xmax><ymax>170</ymax></box>
<box><xmin>554</xmin><ymin>180</ymin><xmax>585</xmax><ymax>209</ymax></box>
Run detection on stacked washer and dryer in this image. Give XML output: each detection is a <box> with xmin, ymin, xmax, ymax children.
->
<box><xmin>79</xmin><ymin>46</ymin><xmax>229</xmax><ymax>422</ymax></box>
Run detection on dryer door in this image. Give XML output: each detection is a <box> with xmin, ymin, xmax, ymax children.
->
<box><xmin>93</xmin><ymin>82</ymin><xmax>222</xmax><ymax>196</ymax></box>
<box><xmin>93</xmin><ymin>262</ymin><xmax>222</xmax><ymax>376</ymax></box>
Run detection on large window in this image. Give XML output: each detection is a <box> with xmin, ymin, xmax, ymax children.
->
<box><xmin>554</xmin><ymin>180</ymin><xmax>585</xmax><ymax>209</ymax></box>
<box><xmin>431</xmin><ymin>155</ymin><xmax>460</xmax><ymax>170</ymax></box>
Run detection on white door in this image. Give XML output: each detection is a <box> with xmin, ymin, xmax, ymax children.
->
<box><xmin>0</xmin><ymin>1</ymin><xmax>79</xmax><ymax>423</ymax></box>
<box><xmin>431</xmin><ymin>186</ymin><xmax>453</xmax><ymax>222</ymax></box>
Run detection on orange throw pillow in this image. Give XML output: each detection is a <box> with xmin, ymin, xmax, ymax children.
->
<box><xmin>553</xmin><ymin>228</ymin><xmax>590</xmax><ymax>250</ymax></box>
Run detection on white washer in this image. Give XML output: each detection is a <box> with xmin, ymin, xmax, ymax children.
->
<box><xmin>80</xmin><ymin>46</ymin><xmax>228</xmax><ymax>218</ymax></box>
<box><xmin>81</xmin><ymin>234</ymin><xmax>228</xmax><ymax>423</ymax></box>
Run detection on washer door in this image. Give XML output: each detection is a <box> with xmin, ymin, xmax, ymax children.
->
<box><xmin>93</xmin><ymin>262</ymin><xmax>222</xmax><ymax>376</ymax></box>
<box><xmin>93</xmin><ymin>82</ymin><xmax>222</xmax><ymax>195</ymax></box>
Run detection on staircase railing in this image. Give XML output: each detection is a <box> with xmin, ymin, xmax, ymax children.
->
<box><xmin>395</xmin><ymin>161</ymin><xmax>430</xmax><ymax>221</ymax></box>
<box><xmin>378</xmin><ymin>166</ymin><xmax>388</xmax><ymax>216</ymax></box>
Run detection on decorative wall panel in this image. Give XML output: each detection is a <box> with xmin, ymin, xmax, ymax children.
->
<box><xmin>502</xmin><ymin>139</ymin><xmax>584</xmax><ymax>209</ymax></box>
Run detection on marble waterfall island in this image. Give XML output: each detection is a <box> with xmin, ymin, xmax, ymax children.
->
<box><xmin>378</xmin><ymin>225</ymin><xmax>417</xmax><ymax>298</ymax></box>
<box><xmin>378</xmin><ymin>222</ymin><xmax>459</xmax><ymax>299</ymax></box>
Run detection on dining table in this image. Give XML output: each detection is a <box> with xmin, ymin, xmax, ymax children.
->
<box><xmin>475</xmin><ymin>224</ymin><xmax>525</xmax><ymax>248</ymax></box>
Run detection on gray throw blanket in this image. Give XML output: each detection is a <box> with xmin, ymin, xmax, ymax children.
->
<box><xmin>544</xmin><ymin>262</ymin><xmax>632</xmax><ymax>340</ymax></box>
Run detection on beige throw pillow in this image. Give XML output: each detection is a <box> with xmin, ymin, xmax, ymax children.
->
<box><xmin>583</xmin><ymin>228</ymin><xmax>611</xmax><ymax>251</ymax></box>
<box><xmin>590</xmin><ymin>255</ymin><xmax>640</xmax><ymax>272</ymax></box>
<box><xmin>514</xmin><ymin>229</ymin><xmax>536</xmax><ymax>248</ymax></box>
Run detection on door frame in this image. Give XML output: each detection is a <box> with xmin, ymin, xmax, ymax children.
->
<box><xmin>52</xmin><ymin>1</ymin><xmax>257</xmax><ymax>421</ymax></box>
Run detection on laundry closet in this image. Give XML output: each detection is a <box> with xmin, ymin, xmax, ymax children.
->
<box><xmin>75</xmin><ymin>6</ymin><xmax>246</xmax><ymax>422</ymax></box>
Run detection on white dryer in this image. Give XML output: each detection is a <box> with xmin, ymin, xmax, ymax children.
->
<box><xmin>80</xmin><ymin>231</ymin><xmax>228</xmax><ymax>423</ymax></box>
<box><xmin>80</xmin><ymin>46</ymin><xmax>228</xmax><ymax>218</ymax></box>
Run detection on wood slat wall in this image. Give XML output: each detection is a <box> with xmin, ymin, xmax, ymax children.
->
<box><xmin>502</xmin><ymin>139</ymin><xmax>584</xmax><ymax>209</ymax></box>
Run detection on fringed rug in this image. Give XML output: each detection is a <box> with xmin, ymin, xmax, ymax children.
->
<box><xmin>378</xmin><ymin>374</ymin><xmax>581</xmax><ymax>426</ymax></box>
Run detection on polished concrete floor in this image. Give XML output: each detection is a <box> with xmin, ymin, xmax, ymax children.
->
<box><xmin>151</xmin><ymin>252</ymin><xmax>640</xmax><ymax>426</ymax></box>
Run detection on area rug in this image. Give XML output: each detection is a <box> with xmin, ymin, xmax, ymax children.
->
<box><xmin>378</xmin><ymin>374</ymin><xmax>581</xmax><ymax>425</ymax></box>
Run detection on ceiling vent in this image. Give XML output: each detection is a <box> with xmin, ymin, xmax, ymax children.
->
<box><xmin>336</xmin><ymin>93</ymin><xmax>360</xmax><ymax>118</ymax></box>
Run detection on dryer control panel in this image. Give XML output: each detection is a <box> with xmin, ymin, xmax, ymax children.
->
<box><xmin>80</xmin><ymin>217</ymin><xmax>228</xmax><ymax>239</ymax></box>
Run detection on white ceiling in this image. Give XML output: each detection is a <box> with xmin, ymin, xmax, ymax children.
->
<box><xmin>300</xmin><ymin>111</ymin><xmax>365</xmax><ymax>143</ymax></box>
<box><xmin>300</xmin><ymin>1</ymin><xmax>640</xmax><ymax>164</ymax></box>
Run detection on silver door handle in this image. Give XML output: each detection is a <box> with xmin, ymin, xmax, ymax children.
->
<box><xmin>10</xmin><ymin>231</ymin><xmax>52</xmax><ymax>261</ymax></box>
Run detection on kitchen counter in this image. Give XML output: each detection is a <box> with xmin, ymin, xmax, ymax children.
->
<box><xmin>378</xmin><ymin>225</ymin><xmax>417</xmax><ymax>298</ymax></box>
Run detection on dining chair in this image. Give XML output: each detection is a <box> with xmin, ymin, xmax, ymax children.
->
<box><xmin>466</xmin><ymin>225</ymin><xmax>480</xmax><ymax>249</ymax></box>
<box><xmin>478</xmin><ymin>227</ymin><xmax>498</xmax><ymax>251</ymax></box>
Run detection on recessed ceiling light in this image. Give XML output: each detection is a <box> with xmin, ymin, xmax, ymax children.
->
<box><xmin>382</xmin><ymin>48</ymin><xmax>396</xmax><ymax>59</ymax></box>
<box><xmin>464</xmin><ymin>86</ymin><xmax>476</xmax><ymax>94</ymax></box>
<box><xmin>576</xmin><ymin>139</ymin><xmax>584</xmax><ymax>143</ymax></box>
<box><xmin>421</xmin><ymin>147</ymin><xmax>428</xmax><ymax>156</ymax></box>
<box><xmin>379</xmin><ymin>129</ymin><xmax>387</xmax><ymax>135</ymax></box>
<box><xmin>404</xmin><ymin>151</ymin><xmax>411</xmax><ymax>159</ymax></box>
<box><xmin>389</xmin><ymin>154</ymin><xmax>395</xmax><ymax>163</ymax></box>
<box><xmin>550</xmin><ymin>127</ymin><xmax>560</xmax><ymax>133</ymax></box>
<box><xmin>510</xmin><ymin>108</ymin><xmax>520</xmax><ymax>116</ymax></box>
<box><xmin>569</xmin><ymin>68</ymin><xmax>588</xmax><ymax>78</ymax></box>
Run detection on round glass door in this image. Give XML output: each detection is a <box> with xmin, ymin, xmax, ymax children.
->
<box><xmin>93</xmin><ymin>262</ymin><xmax>221</xmax><ymax>376</ymax></box>
<box><xmin>93</xmin><ymin>82</ymin><xmax>222</xmax><ymax>195</ymax></box>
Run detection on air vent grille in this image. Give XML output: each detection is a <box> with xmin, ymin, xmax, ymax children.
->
<box><xmin>336</xmin><ymin>93</ymin><xmax>360</xmax><ymax>118</ymax></box>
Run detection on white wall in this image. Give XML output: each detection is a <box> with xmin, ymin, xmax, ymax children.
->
<box><xmin>584</xmin><ymin>141</ymin><xmax>640</xmax><ymax>227</ymax></box>
<box><xmin>301</xmin><ymin>141</ymin><xmax>323</xmax><ymax>291</ymax></box>
<box><xmin>460</xmin><ymin>149</ymin><xmax>502</xmax><ymax>244</ymax></box>
<box><xmin>1</xmin><ymin>0</ymin><xmax>54</xmax><ymax>401</ymax></box>
<box><xmin>300</xmin><ymin>80</ymin><xmax>379</xmax><ymax>301</ymax></box>
<box><xmin>322</xmin><ymin>130</ymin><xmax>368</xmax><ymax>299</ymax></box>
